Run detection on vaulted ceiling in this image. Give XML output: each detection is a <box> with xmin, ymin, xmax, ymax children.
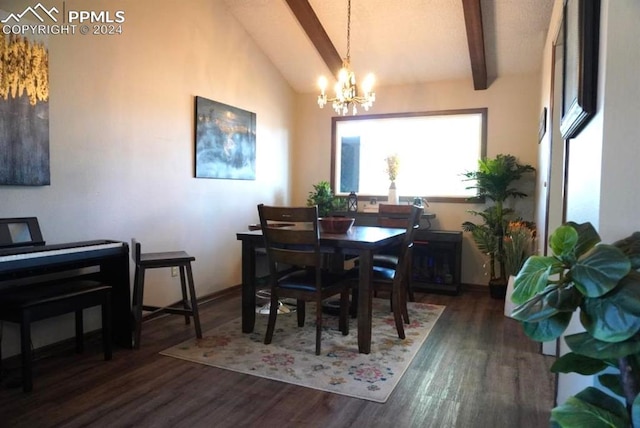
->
<box><xmin>223</xmin><ymin>0</ymin><xmax>554</xmax><ymax>94</ymax></box>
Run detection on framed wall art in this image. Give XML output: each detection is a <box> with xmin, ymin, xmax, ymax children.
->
<box><xmin>0</xmin><ymin>16</ymin><xmax>50</xmax><ymax>186</ymax></box>
<box><xmin>538</xmin><ymin>107</ymin><xmax>547</xmax><ymax>143</ymax></box>
<box><xmin>560</xmin><ymin>0</ymin><xmax>600</xmax><ymax>140</ymax></box>
<box><xmin>194</xmin><ymin>96</ymin><xmax>256</xmax><ymax>180</ymax></box>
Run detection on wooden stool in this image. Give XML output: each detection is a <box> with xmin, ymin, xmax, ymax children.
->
<box><xmin>0</xmin><ymin>280</ymin><xmax>112</xmax><ymax>392</ymax></box>
<box><xmin>131</xmin><ymin>239</ymin><xmax>202</xmax><ymax>349</ymax></box>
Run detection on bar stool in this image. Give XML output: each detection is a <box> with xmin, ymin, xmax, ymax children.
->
<box><xmin>130</xmin><ymin>239</ymin><xmax>202</xmax><ymax>349</ymax></box>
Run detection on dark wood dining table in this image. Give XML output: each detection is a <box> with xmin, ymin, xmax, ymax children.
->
<box><xmin>236</xmin><ymin>225</ymin><xmax>406</xmax><ymax>354</ymax></box>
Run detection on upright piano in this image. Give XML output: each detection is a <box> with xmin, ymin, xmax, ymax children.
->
<box><xmin>0</xmin><ymin>217</ymin><xmax>131</xmax><ymax>348</ymax></box>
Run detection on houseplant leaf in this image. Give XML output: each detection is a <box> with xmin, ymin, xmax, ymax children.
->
<box><xmin>550</xmin><ymin>352</ymin><xmax>608</xmax><ymax>375</ymax></box>
<box><xmin>551</xmin><ymin>387</ymin><xmax>629</xmax><ymax>428</ymax></box>
<box><xmin>572</xmin><ymin>245</ymin><xmax>631</xmax><ymax>298</ymax></box>
<box><xmin>581</xmin><ymin>272</ymin><xmax>640</xmax><ymax>342</ymax></box>
<box><xmin>566</xmin><ymin>332</ymin><xmax>640</xmax><ymax>359</ymax></box>
<box><xmin>550</xmin><ymin>225</ymin><xmax>579</xmax><ymax>258</ymax></box>
<box><xmin>511</xmin><ymin>289</ymin><xmax>561</xmax><ymax>322</ymax></box>
<box><xmin>511</xmin><ymin>256</ymin><xmax>562</xmax><ymax>304</ymax></box>
<box><xmin>598</xmin><ymin>373</ymin><xmax>624</xmax><ymax>398</ymax></box>
<box><xmin>613</xmin><ymin>231</ymin><xmax>640</xmax><ymax>270</ymax></box>
<box><xmin>566</xmin><ymin>221</ymin><xmax>602</xmax><ymax>258</ymax></box>
<box><xmin>632</xmin><ymin>393</ymin><xmax>640</xmax><ymax>428</ymax></box>
<box><xmin>545</xmin><ymin>285</ymin><xmax>582</xmax><ymax>311</ymax></box>
<box><xmin>521</xmin><ymin>312</ymin><xmax>572</xmax><ymax>342</ymax></box>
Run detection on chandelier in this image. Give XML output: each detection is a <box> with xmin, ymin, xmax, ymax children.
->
<box><xmin>317</xmin><ymin>0</ymin><xmax>375</xmax><ymax>116</ymax></box>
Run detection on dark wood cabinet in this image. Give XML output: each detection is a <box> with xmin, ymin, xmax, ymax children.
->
<box><xmin>412</xmin><ymin>230</ymin><xmax>462</xmax><ymax>295</ymax></box>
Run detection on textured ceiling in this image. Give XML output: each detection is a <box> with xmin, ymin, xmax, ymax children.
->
<box><xmin>223</xmin><ymin>0</ymin><xmax>554</xmax><ymax>93</ymax></box>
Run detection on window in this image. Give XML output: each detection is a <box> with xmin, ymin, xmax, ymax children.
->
<box><xmin>331</xmin><ymin>108</ymin><xmax>487</xmax><ymax>202</ymax></box>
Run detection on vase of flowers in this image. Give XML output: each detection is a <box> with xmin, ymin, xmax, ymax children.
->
<box><xmin>385</xmin><ymin>154</ymin><xmax>400</xmax><ymax>204</ymax></box>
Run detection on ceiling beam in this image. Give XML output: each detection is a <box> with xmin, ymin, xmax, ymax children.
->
<box><xmin>285</xmin><ymin>0</ymin><xmax>343</xmax><ymax>76</ymax></box>
<box><xmin>462</xmin><ymin>0</ymin><xmax>488</xmax><ymax>90</ymax></box>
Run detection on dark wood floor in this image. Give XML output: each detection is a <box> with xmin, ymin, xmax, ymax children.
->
<box><xmin>0</xmin><ymin>288</ymin><xmax>556</xmax><ymax>428</ymax></box>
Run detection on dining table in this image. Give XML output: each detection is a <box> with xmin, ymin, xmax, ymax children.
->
<box><xmin>236</xmin><ymin>225</ymin><xmax>406</xmax><ymax>354</ymax></box>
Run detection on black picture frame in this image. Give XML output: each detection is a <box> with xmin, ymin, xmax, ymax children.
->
<box><xmin>560</xmin><ymin>0</ymin><xmax>600</xmax><ymax>140</ymax></box>
<box><xmin>538</xmin><ymin>107</ymin><xmax>547</xmax><ymax>143</ymax></box>
<box><xmin>194</xmin><ymin>96</ymin><xmax>256</xmax><ymax>180</ymax></box>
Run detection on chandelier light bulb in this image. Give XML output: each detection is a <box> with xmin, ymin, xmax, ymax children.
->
<box><xmin>338</xmin><ymin>67</ymin><xmax>348</xmax><ymax>85</ymax></box>
<box><xmin>362</xmin><ymin>73</ymin><xmax>375</xmax><ymax>93</ymax></box>
<box><xmin>318</xmin><ymin>76</ymin><xmax>328</xmax><ymax>94</ymax></box>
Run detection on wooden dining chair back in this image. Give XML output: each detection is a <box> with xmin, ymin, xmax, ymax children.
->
<box><xmin>257</xmin><ymin>204</ymin><xmax>349</xmax><ymax>355</ymax></box>
<box><xmin>352</xmin><ymin>205</ymin><xmax>423</xmax><ymax>339</ymax></box>
<box><xmin>375</xmin><ymin>203</ymin><xmax>422</xmax><ymax>302</ymax></box>
<box><xmin>377</xmin><ymin>204</ymin><xmax>415</xmax><ymax>228</ymax></box>
<box><xmin>130</xmin><ymin>239</ymin><xmax>202</xmax><ymax>349</ymax></box>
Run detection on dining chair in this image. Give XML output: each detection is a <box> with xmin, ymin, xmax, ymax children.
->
<box><xmin>130</xmin><ymin>239</ymin><xmax>202</xmax><ymax>349</ymax></box>
<box><xmin>374</xmin><ymin>204</ymin><xmax>420</xmax><ymax>302</ymax></box>
<box><xmin>353</xmin><ymin>204</ymin><xmax>419</xmax><ymax>302</ymax></box>
<box><xmin>351</xmin><ymin>205</ymin><xmax>423</xmax><ymax>339</ymax></box>
<box><xmin>257</xmin><ymin>204</ymin><xmax>350</xmax><ymax>355</ymax></box>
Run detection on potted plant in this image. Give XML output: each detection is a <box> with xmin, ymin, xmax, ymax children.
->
<box><xmin>306</xmin><ymin>181</ymin><xmax>352</xmax><ymax>233</ymax></box>
<box><xmin>503</xmin><ymin>220</ymin><xmax>536</xmax><ymax>278</ymax></box>
<box><xmin>511</xmin><ymin>222</ymin><xmax>640</xmax><ymax>427</ymax></box>
<box><xmin>502</xmin><ymin>221</ymin><xmax>536</xmax><ymax>316</ymax></box>
<box><xmin>461</xmin><ymin>154</ymin><xmax>535</xmax><ymax>298</ymax></box>
<box><xmin>306</xmin><ymin>180</ymin><xmax>340</xmax><ymax>217</ymax></box>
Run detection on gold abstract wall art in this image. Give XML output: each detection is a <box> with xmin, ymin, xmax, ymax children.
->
<box><xmin>0</xmin><ymin>25</ymin><xmax>50</xmax><ymax>186</ymax></box>
<box><xmin>0</xmin><ymin>33</ymin><xmax>49</xmax><ymax>106</ymax></box>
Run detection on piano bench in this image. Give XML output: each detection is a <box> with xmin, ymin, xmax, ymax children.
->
<box><xmin>0</xmin><ymin>280</ymin><xmax>112</xmax><ymax>393</ymax></box>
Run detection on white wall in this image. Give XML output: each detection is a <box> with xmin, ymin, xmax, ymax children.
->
<box><xmin>291</xmin><ymin>75</ymin><xmax>542</xmax><ymax>286</ymax></box>
<box><xmin>0</xmin><ymin>0</ymin><xmax>295</xmax><ymax>357</ymax></box>
<box><xmin>537</xmin><ymin>0</ymin><xmax>640</xmax><ymax>405</ymax></box>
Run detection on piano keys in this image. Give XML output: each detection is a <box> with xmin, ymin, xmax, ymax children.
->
<box><xmin>0</xmin><ymin>240</ymin><xmax>126</xmax><ymax>277</ymax></box>
<box><xmin>0</xmin><ymin>218</ymin><xmax>132</xmax><ymax>348</ymax></box>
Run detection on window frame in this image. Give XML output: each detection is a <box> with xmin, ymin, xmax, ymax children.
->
<box><xmin>330</xmin><ymin>108</ymin><xmax>488</xmax><ymax>203</ymax></box>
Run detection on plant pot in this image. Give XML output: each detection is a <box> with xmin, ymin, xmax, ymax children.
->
<box><xmin>319</xmin><ymin>216</ymin><xmax>355</xmax><ymax>234</ymax></box>
<box><xmin>489</xmin><ymin>278</ymin><xmax>508</xmax><ymax>299</ymax></box>
<box><xmin>503</xmin><ymin>275</ymin><xmax>516</xmax><ymax>317</ymax></box>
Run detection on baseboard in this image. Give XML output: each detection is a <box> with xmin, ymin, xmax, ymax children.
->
<box><xmin>461</xmin><ymin>283</ymin><xmax>489</xmax><ymax>293</ymax></box>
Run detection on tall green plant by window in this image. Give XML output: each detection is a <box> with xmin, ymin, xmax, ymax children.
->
<box><xmin>461</xmin><ymin>154</ymin><xmax>535</xmax><ymax>286</ymax></box>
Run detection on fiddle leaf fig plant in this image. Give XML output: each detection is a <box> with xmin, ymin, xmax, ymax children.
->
<box><xmin>511</xmin><ymin>222</ymin><xmax>640</xmax><ymax>427</ymax></box>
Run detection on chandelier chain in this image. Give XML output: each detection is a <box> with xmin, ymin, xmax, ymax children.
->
<box><xmin>346</xmin><ymin>0</ymin><xmax>351</xmax><ymax>62</ymax></box>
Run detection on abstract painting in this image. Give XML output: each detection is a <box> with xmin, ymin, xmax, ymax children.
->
<box><xmin>194</xmin><ymin>96</ymin><xmax>256</xmax><ymax>180</ymax></box>
<box><xmin>0</xmin><ymin>16</ymin><xmax>50</xmax><ymax>186</ymax></box>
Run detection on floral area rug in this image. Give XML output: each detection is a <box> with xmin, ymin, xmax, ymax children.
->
<box><xmin>160</xmin><ymin>299</ymin><xmax>444</xmax><ymax>403</ymax></box>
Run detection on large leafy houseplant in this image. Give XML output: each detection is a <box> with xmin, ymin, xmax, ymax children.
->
<box><xmin>461</xmin><ymin>154</ymin><xmax>535</xmax><ymax>296</ymax></box>
<box><xmin>306</xmin><ymin>181</ymin><xmax>343</xmax><ymax>217</ymax></box>
<box><xmin>512</xmin><ymin>222</ymin><xmax>640</xmax><ymax>427</ymax></box>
